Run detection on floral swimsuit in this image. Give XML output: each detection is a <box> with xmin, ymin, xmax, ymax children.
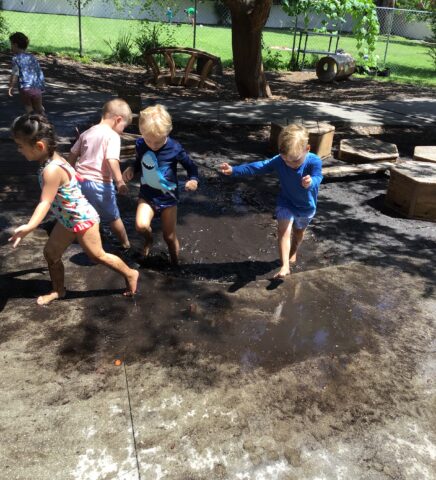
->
<box><xmin>39</xmin><ymin>159</ymin><xmax>99</xmax><ymax>233</ymax></box>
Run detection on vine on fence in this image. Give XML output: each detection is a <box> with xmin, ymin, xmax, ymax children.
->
<box><xmin>282</xmin><ymin>0</ymin><xmax>380</xmax><ymax>68</ymax></box>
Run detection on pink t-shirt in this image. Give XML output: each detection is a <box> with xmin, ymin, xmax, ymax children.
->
<box><xmin>71</xmin><ymin>124</ymin><xmax>121</xmax><ymax>183</ymax></box>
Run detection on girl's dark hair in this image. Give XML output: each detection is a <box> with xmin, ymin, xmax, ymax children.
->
<box><xmin>9</xmin><ymin>32</ymin><xmax>29</xmax><ymax>50</ymax></box>
<box><xmin>12</xmin><ymin>114</ymin><xmax>57</xmax><ymax>157</ymax></box>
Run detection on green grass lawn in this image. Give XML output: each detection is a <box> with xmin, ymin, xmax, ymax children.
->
<box><xmin>2</xmin><ymin>10</ymin><xmax>435</xmax><ymax>86</ymax></box>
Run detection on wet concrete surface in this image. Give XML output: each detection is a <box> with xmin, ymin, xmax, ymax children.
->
<box><xmin>1</xmin><ymin>123</ymin><xmax>436</xmax><ymax>479</ymax></box>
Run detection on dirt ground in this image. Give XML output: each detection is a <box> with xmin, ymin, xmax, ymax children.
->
<box><xmin>0</xmin><ymin>56</ymin><xmax>436</xmax><ymax>479</ymax></box>
<box><xmin>26</xmin><ymin>53</ymin><xmax>436</xmax><ymax>104</ymax></box>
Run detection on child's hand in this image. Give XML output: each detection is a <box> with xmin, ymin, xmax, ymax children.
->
<box><xmin>122</xmin><ymin>167</ymin><xmax>134</xmax><ymax>183</ymax></box>
<box><xmin>8</xmin><ymin>87</ymin><xmax>14</xmax><ymax>97</ymax></box>
<box><xmin>302</xmin><ymin>175</ymin><xmax>312</xmax><ymax>188</ymax></box>
<box><xmin>185</xmin><ymin>179</ymin><xmax>198</xmax><ymax>192</ymax></box>
<box><xmin>116</xmin><ymin>181</ymin><xmax>128</xmax><ymax>196</ymax></box>
<box><xmin>9</xmin><ymin>224</ymin><xmax>32</xmax><ymax>248</ymax></box>
<box><xmin>220</xmin><ymin>163</ymin><xmax>233</xmax><ymax>175</ymax></box>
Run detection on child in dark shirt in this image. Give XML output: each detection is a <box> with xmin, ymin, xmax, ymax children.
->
<box><xmin>8</xmin><ymin>32</ymin><xmax>45</xmax><ymax>114</ymax></box>
<box><xmin>123</xmin><ymin>104</ymin><xmax>199</xmax><ymax>265</ymax></box>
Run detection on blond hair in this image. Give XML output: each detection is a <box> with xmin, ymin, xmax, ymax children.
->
<box><xmin>139</xmin><ymin>104</ymin><xmax>172</xmax><ymax>138</ymax></box>
<box><xmin>102</xmin><ymin>98</ymin><xmax>132</xmax><ymax>125</ymax></box>
<box><xmin>278</xmin><ymin>124</ymin><xmax>309</xmax><ymax>157</ymax></box>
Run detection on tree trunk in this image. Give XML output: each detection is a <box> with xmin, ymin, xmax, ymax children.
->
<box><xmin>224</xmin><ymin>0</ymin><xmax>272</xmax><ymax>99</ymax></box>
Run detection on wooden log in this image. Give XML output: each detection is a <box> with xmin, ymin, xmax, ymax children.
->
<box><xmin>385</xmin><ymin>161</ymin><xmax>436</xmax><ymax>221</ymax></box>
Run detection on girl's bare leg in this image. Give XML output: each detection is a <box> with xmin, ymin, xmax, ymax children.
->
<box><xmin>78</xmin><ymin>223</ymin><xmax>139</xmax><ymax>295</ymax></box>
<box><xmin>161</xmin><ymin>206</ymin><xmax>179</xmax><ymax>265</ymax></box>
<box><xmin>38</xmin><ymin>222</ymin><xmax>75</xmax><ymax>305</ymax></box>
<box><xmin>289</xmin><ymin>226</ymin><xmax>306</xmax><ymax>264</ymax></box>
<box><xmin>135</xmin><ymin>199</ymin><xmax>155</xmax><ymax>257</ymax></box>
<box><xmin>274</xmin><ymin>219</ymin><xmax>293</xmax><ymax>278</ymax></box>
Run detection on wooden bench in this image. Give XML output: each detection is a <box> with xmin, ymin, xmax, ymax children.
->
<box><xmin>144</xmin><ymin>47</ymin><xmax>222</xmax><ymax>89</ymax></box>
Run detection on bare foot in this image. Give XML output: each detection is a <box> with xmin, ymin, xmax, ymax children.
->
<box><xmin>36</xmin><ymin>290</ymin><xmax>66</xmax><ymax>306</ymax></box>
<box><xmin>124</xmin><ymin>269</ymin><xmax>139</xmax><ymax>296</ymax></box>
<box><xmin>289</xmin><ymin>253</ymin><xmax>297</xmax><ymax>264</ymax></box>
<box><xmin>273</xmin><ymin>266</ymin><xmax>290</xmax><ymax>279</ymax></box>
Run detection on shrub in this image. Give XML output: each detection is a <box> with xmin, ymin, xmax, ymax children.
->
<box><xmin>134</xmin><ymin>20</ymin><xmax>175</xmax><ymax>65</ymax></box>
<box><xmin>104</xmin><ymin>31</ymin><xmax>135</xmax><ymax>64</ymax></box>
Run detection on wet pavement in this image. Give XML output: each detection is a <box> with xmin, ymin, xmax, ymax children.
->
<box><xmin>1</xmin><ymin>55</ymin><xmax>436</xmax><ymax>480</ymax></box>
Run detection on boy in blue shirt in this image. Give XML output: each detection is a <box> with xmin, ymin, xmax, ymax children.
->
<box><xmin>220</xmin><ymin>124</ymin><xmax>323</xmax><ymax>278</ymax></box>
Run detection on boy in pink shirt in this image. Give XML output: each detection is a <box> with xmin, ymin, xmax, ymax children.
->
<box><xmin>68</xmin><ymin>99</ymin><xmax>132</xmax><ymax>249</ymax></box>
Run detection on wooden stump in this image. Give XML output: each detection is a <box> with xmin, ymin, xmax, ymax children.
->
<box><xmin>413</xmin><ymin>146</ymin><xmax>436</xmax><ymax>164</ymax></box>
<box><xmin>338</xmin><ymin>138</ymin><xmax>398</xmax><ymax>164</ymax></box>
<box><xmin>270</xmin><ymin>122</ymin><xmax>335</xmax><ymax>158</ymax></box>
<box><xmin>385</xmin><ymin>161</ymin><xmax>436</xmax><ymax>221</ymax></box>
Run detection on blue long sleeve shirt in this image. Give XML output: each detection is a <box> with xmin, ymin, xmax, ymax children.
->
<box><xmin>231</xmin><ymin>153</ymin><xmax>323</xmax><ymax>216</ymax></box>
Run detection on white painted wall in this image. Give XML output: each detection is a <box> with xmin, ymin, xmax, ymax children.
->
<box><xmin>1</xmin><ymin>1</ymin><xmax>433</xmax><ymax>40</ymax></box>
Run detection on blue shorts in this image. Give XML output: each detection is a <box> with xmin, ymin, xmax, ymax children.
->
<box><xmin>275</xmin><ymin>205</ymin><xmax>314</xmax><ymax>229</ymax></box>
<box><xmin>80</xmin><ymin>180</ymin><xmax>120</xmax><ymax>223</ymax></box>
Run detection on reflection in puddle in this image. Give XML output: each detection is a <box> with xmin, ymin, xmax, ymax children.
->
<box><xmin>66</xmin><ymin>264</ymin><xmax>409</xmax><ymax>374</ymax></box>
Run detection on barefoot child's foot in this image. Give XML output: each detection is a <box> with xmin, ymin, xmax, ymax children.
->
<box><xmin>273</xmin><ymin>266</ymin><xmax>290</xmax><ymax>279</ymax></box>
<box><xmin>289</xmin><ymin>253</ymin><xmax>297</xmax><ymax>264</ymax></box>
<box><xmin>36</xmin><ymin>290</ymin><xmax>66</xmax><ymax>306</ymax></box>
<box><xmin>124</xmin><ymin>269</ymin><xmax>139</xmax><ymax>296</ymax></box>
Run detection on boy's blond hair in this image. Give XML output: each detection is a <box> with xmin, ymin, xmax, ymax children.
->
<box><xmin>139</xmin><ymin>104</ymin><xmax>172</xmax><ymax>138</ymax></box>
<box><xmin>278</xmin><ymin>124</ymin><xmax>309</xmax><ymax>158</ymax></box>
<box><xmin>102</xmin><ymin>98</ymin><xmax>132</xmax><ymax>125</ymax></box>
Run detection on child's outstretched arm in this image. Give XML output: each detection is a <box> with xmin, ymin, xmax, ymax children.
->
<box><xmin>9</xmin><ymin>165</ymin><xmax>61</xmax><ymax>247</ymax></box>
<box><xmin>8</xmin><ymin>74</ymin><xmax>18</xmax><ymax>97</ymax></box>
<box><xmin>220</xmin><ymin>158</ymin><xmax>276</xmax><ymax>177</ymax></box>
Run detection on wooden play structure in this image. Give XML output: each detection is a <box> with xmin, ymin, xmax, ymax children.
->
<box><xmin>413</xmin><ymin>146</ymin><xmax>436</xmax><ymax>163</ymax></box>
<box><xmin>385</xmin><ymin>161</ymin><xmax>436</xmax><ymax>221</ymax></box>
<box><xmin>144</xmin><ymin>47</ymin><xmax>222</xmax><ymax>89</ymax></box>
<box><xmin>338</xmin><ymin>138</ymin><xmax>398</xmax><ymax>164</ymax></box>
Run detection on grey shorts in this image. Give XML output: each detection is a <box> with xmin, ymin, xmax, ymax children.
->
<box><xmin>275</xmin><ymin>205</ymin><xmax>314</xmax><ymax>229</ymax></box>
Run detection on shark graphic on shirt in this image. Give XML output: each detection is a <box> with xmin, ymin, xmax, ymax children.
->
<box><xmin>140</xmin><ymin>151</ymin><xmax>177</xmax><ymax>194</ymax></box>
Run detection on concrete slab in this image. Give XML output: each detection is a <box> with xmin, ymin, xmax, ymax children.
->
<box><xmin>414</xmin><ymin>145</ymin><xmax>436</xmax><ymax>163</ymax></box>
<box><xmin>373</xmin><ymin>98</ymin><xmax>436</xmax><ymax>125</ymax></box>
<box><xmin>0</xmin><ymin>240</ymin><xmax>139</xmax><ymax>480</ymax></box>
<box><xmin>153</xmin><ymin>98</ymin><xmax>434</xmax><ymax>127</ymax></box>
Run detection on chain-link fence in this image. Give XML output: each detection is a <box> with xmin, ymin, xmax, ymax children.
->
<box><xmin>0</xmin><ymin>3</ymin><xmax>434</xmax><ymax>79</ymax></box>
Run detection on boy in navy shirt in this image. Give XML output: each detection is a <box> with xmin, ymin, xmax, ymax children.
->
<box><xmin>123</xmin><ymin>104</ymin><xmax>198</xmax><ymax>264</ymax></box>
<box><xmin>220</xmin><ymin>124</ymin><xmax>322</xmax><ymax>278</ymax></box>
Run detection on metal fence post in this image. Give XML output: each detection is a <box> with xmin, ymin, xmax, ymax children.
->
<box><xmin>383</xmin><ymin>7</ymin><xmax>395</xmax><ymax>67</ymax></box>
<box><xmin>78</xmin><ymin>0</ymin><xmax>83</xmax><ymax>57</ymax></box>
<box><xmin>193</xmin><ymin>0</ymin><xmax>197</xmax><ymax>49</ymax></box>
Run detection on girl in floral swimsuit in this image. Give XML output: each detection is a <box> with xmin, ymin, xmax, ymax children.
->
<box><xmin>9</xmin><ymin>114</ymin><xmax>139</xmax><ymax>305</ymax></box>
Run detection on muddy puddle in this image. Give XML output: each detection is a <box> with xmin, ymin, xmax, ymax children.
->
<box><xmin>35</xmin><ymin>260</ymin><xmax>405</xmax><ymax>378</ymax></box>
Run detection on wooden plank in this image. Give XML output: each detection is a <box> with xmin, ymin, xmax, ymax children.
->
<box><xmin>323</xmin><ymin>162</ymin><xmax>393</xmax><ymax>177</ymax></box>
